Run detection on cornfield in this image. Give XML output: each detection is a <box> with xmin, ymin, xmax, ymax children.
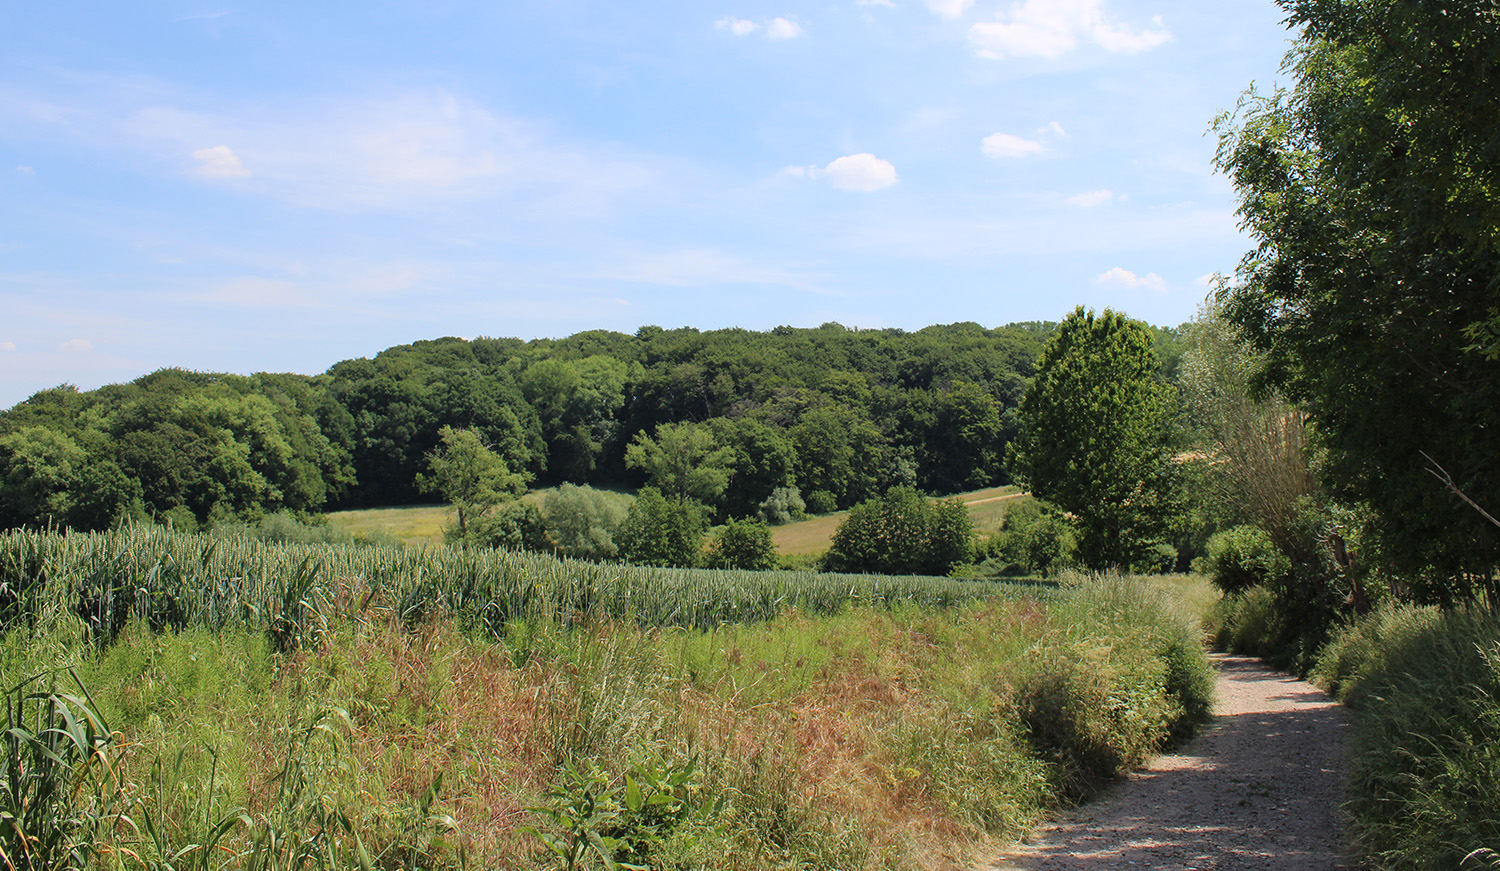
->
<box><xmin>0</xmin><ymin>525</ymin><xmax>1015</xmax><ymax>646</ymax></box>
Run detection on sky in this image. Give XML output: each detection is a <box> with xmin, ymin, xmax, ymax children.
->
<box><xmin>0</xmin><ymin>0</ymin><xmax>1297</xmax><ymax>409</ymax></box>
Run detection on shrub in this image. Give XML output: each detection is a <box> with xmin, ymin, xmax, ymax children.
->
<box><xmin>756</xmin><ymin>487</ymin><xmax>806</xmax><ymax>526</ymax></box>
<box><xmin>541</xmin><ymin>484</ymin><xmax>632</xmax><ymax>561</ymax></box>
<box><xmin>985</xmin><ymin>499</ymin><xmax>1078</xmax><ymax>577</ymax></box>
<box><xmin>466</xmin><ymin>501</ymin><xmax>550</xmax><ymax>552</ymax></box>
<box><xmin>1204</xmin><ymin>525</ymin><xmax>1288</xmax><ymax>594</ymax></box>
<box><xmin>803</xmin><ymin>490</ymin><xmax>838</xmax><ymax>516</ymax></box>
<box><xmin>821</xmin><ymin>487</ymin><xmax>973</xmax><ymax>576</ymax></box>
<box><xmin>704</xmin><ymin>518</ymin><xmax>778</xmax><ymax>571</ymax></box>
<box><xmin>1021</xmin><ymin>576</ymin><xmax>1215</xmax><ymax>802</ymax></box>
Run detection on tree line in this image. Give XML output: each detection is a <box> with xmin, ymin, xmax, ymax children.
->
<box><xmin>3</xmin><ymin>321</ymin><xmax>1192</xmax><ymax>536</ymax></box>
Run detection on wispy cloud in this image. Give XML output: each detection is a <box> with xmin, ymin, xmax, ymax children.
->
<box><xmin>982</xmin><ymin>132</ymin><xmax>1045</xmax><ymax>158</ymax></box>
<box><xmin>717</xmin><ymin>16</ymin><xmax>805</xmax><ymax>39</ymax></box>
<box><xmin>1096</xmin><ymin>266</ymin><xmax>1167</xmax><ymax>292</ymax></box>
<box><xmin>925</xmin><ymin>0</ymin><xmax>974</xmax><ymax>20</ymax></box>
<box><xmin>1065</xmin><ymin>189</ymin><xmax>1114</xmax><ymax>207</ymax></box>
<box><xmin>190</xmin><ymin>145</ymin><xmax>250</xmax><ymax>178</ymax></box>
<box><xmin>109</xmin><ymin>89</ymin><xmax>656</xmax><ymax>214</ymax></box>
<box><xmin>58</xmin><ymin>338</ymin><xmax>93</xmax><ymax>353</ymax></box>
<box><xmin>789</xmin><ymin>153</ymin><xmax>899</xmax><ymax>192</ymax></box>
<box><xmin>715</xmin><ymin>16</ymin><xmax>759</xmax><ymax>36</ymax></box>
<box><xmin>765</xmin><ymin>17</ymin><xmax>805</xmax><ymax>39</ymax></box>
<box><xmin>970</xmin><ymin>0</ymin><xmax>1171</xmax><ymax>60</ymax></box>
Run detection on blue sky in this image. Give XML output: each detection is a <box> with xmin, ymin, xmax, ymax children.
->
<box><xmin>0</xmin><ymin>0</ymin><xmax>1295</xmax><ymax>409</ymax></box>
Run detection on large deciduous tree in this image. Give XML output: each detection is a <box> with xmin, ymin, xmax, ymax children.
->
<box><xmin>623</xmin><ymin>422</ymin><xmax>735</xmax><ymax>507</ymax></box>
<box><xmin>1009</xmin><ymin>307</ymin><xmax>1178</xmax><ymax>570</ymax></box>
<box><xmin>418</xmin><ymin>426</ymin><xmax>525</xmax><ymax>542</ymax></box>
<box><xmin>1213</xmin><ymin>0</ymin><xmax>1500</xmax><ymax>602</ymax></box>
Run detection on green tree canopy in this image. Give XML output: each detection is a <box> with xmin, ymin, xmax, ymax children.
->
<box><xmin>417</xmin><ymin>426</ymin><xmax>526</xmax><ymax>542</ymax></box>
<box><xmin>1009</xmin><ymin>307</ymin><xmax>1179</xmax><ymax>570</ymax></box>
<box><xmin>615</xmin><ymin>487</ymin><xmax>706</xmax><ymax>568</ymax></box>
<box><xmin>1213</xmin><ymin>0</ymin><xmax>1500</xmax><ymax>600</ymax></box>
<box><xmin>623</xmin><ymin>422</ymin><xmax>735</xmax><ymax>507</ymax></box>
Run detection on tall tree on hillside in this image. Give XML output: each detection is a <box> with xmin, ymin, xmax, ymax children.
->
<box><xmin>1213</xmin><ymin>0</ymin><xmax>1500</xmax><ymax>602</ymax></box>
<box><xmin>1009</xmin><ymin>307</ymin><xmax>1179</xmax><ymax>570</ymax></box>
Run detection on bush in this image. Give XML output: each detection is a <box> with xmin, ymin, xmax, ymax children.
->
<box><xmin>821</xmin><ymin>487</ymin><xmax>973</xmax><ymax>576</ymax></box>
<box><xmin>1019</xmin><ymin>575</ymin><xmax>1215</xmax><ymax>802</ymax></box>
<box><xmin>1205</xmin><ymin>525</ymin><xmax>1288</xmax><ymax>594</ymax></box>
<box><xmin>804</xmin><ymin>489</ymin><xmax>838</xmax><ymax>516</ymax></box>
<box><xmin>1309</xmin><ymin>605</ymin><xmax>1500</xmax><ymax>870</ymax></box>
<box><xmin>542</xmin><ymin>484</ymin><xmax>633</xmax><ymax>561</ymax></box>
<box><xmin>757</xmin><ymin>486</ymin><xmax>806</xmax><ymax>526</ymax></box>
<box><xmin>704</xmin><ymin>518</ymin><xmax>777</xmax><ymax>571</ymax></box>
<box><xmin>616</xmin><ymin>488</ymin><xmax>707</xmax><ymax>568</ymax></box>
<box><xmin>465</xmin><ymin>501</ymin><xmax>550</xmax><ymax>552</ymax></box>
<box><xmin>984</xmin><ymin>499</ymin><xmax>1077</xmax><ymax>577</ymax></box>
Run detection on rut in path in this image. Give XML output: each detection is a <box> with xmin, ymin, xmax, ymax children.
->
<box><xmin>977</xmin><ymin>654</ymin><xmax>1352</xmax><ymax>871</ymax></box>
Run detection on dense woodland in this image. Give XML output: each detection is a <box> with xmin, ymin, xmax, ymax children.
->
<box><xmin>0</xmin><ymin>320</ymin><xmax>1184</xmax><ymax>533</ymax></box>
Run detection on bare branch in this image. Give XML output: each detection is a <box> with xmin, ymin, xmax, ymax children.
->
<box><xmin>1421</xmin><ymin>451</ymin><xmax>1500</xmax><ymax>531</ymax></box>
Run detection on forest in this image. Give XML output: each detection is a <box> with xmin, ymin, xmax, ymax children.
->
<box><xmin>0</xmin><ymin>320</ymin><xmax>1183</xmax><ymax>532</ymax></box>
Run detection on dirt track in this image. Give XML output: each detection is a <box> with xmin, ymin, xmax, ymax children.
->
<box><xmin>975</xmin><ymin>654</ymin><xmax>1353</xmax><ymax>871</ymax></box>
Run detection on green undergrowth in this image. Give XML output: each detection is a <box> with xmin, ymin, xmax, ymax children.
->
<box><xmin>1309</xmin><ymin>604</ymin><xmax>1500</xmax><ymax>871</ymax></box>
<box><xmin>0</xmin><ymin>530</ymin><xmax>1216</xmax><ymax>871</ymax></box>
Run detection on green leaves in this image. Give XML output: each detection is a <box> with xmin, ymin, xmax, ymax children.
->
<box><xmin>1214</xmin><ymin>0</ymin><xmax>1500</xmax><ymax>599</ymax></box>
<box><xmin>1010</xmin><ymin>307</ymin><xmax>1179</xmax><ymax>570</ymax></box>
<box><xmin>525</xmin><ymin>756</ymin><xmax>720</xmax><ymax>871</ymax></box>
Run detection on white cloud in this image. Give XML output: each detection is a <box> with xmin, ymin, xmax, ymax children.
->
<box><xmin>969</xmin><ymin>0</ymin><xmax>1172</xmax><ymax>60</ymax></box>
<box><xmin>1065</xmin><ymin>189</ymin><xmax>1113</xmax><ymax>207</ymax></box>
<box><xmin>15</xmin><ymin>165</ymin><xmax>34</xmax><ymax>175</ymax></box>
<box><xmin>925</xmin><ymin>0</ymin><xmax>974</xmax><ymax>19</ymax></box>
<box><xmin>0</xmin><ymin>341</ymin><xmax>15</xmax><ymax>352</ymax></box>
<box><xmin>1042</xmin><ymin>121</ymin><xmax>1068</xmax><ymax>138</ymax></box>
<box><xmin>982</xmin><ymin>132</ymin><xmax>1045</xmax><ymax>158</ymax></box>
<box><xmin>716</xmin><ymin>16</ymin><xmax>759</xmax><ymax>36</ymax></box>
<box><xmin>58</xmin><ymin>338</ymin><xmax>93</xmax><ymax>352</ymax></box>
<box><xmin>765</xmin><ymin>17</ymin><xmax>805</xmax><ymax>39</ymax></box>
<box><xmin>821</xmin><ymin>153</ymin><xmax>899</xmax><ymax>191</ymax></box>
<box><xmin>856</xmin><ymin>0</ymin><xmax>897</xmax><ymax>6</ymax></box>
<box><xmin>1096</xmin><ymin>266</ymin><xmax>1167</xmax><ymax>292</ymax></box>
<box><xmin>190</xmin><ymin>144</ymin><xmax>251</xmax><ymax>178</ymax></box>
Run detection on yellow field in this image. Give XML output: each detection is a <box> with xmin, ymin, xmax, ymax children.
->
<box><xmin>325</xmin><ymin>503</ymin><xmax>453</xmax><ymax>546</ymax></box>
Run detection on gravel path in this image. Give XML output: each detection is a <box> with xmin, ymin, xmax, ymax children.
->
<box><xmin>976</xmin><ymin>654</ymin><xmax>1353</xmax><ymax>871</ymax></box>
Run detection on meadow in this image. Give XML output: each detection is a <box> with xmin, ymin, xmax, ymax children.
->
<box><xmin>325</xmin><ymin>485</ymin><xmax>1025</xmax><ymax>556</ymax></box>
<box><xmin>0</xmin><ymin>526</ymin><xmax>1214</xmax><ymax>871</ymax></box>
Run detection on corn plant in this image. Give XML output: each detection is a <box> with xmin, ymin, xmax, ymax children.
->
<box><xmin>0</xmin><ymin>671</ymin><xmax>126</xmax><ymax>871</ymax></box>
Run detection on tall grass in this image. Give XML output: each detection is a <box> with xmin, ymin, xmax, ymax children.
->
<box><xmin>0</xmin><ymin>528</ymin><xmax>1217</xmax><ymax>871</ymax></box>
<box><xmin>1310</xmin><ymin>604</ymin><xmax>1500</xmax><ymax>870</ymax></box>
